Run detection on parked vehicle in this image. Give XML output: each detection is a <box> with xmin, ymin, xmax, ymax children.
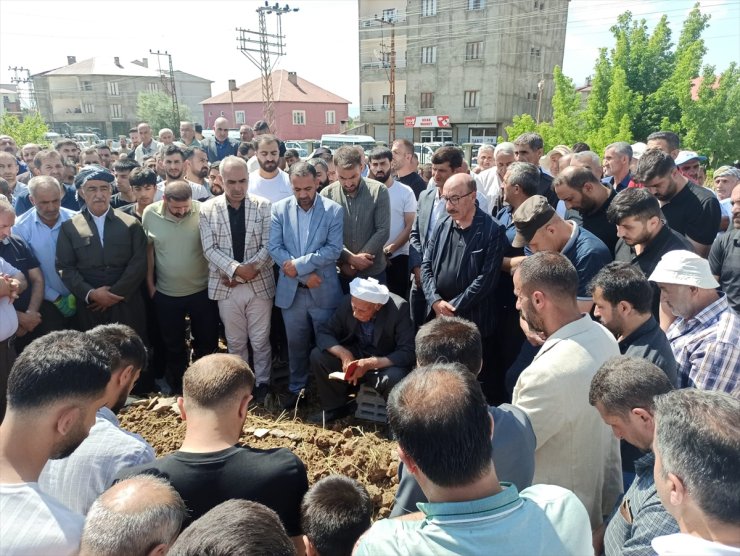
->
<box><xmin>320</xmin><ymin>134</ymin><xmax>376</xmax><ymax>153</ymax></box>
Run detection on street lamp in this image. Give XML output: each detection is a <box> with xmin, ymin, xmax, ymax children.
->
<box><xmin>229</xmin><ymin>79</ymin><xmax>239</xmax><ymax>125</ymax></box>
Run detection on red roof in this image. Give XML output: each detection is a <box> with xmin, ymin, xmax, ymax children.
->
<box><xmin>200</xmin><ymin>70</ymin><xmax>350</xmax><ymax>105</ymax></box>
<box><xmin>691</xmin><ymin>76</ymin><xmax>720</xmax><ymax>101</ymax></box>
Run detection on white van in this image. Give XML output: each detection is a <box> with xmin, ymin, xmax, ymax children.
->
<box><xmin>320</xmin><ymin>134</ymin><xmax>377</xmax><ymax>152</ymax></box>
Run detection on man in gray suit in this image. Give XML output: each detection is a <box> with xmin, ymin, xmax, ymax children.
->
<box><xmin>56</xmin><ymin>166</ymin><xmax>147</xmax><ymax>337</ymax></box>
<box><xmin>268</xmin><ymin>162</ymin><xmax>344</xmax><ymax>409</ymax></box>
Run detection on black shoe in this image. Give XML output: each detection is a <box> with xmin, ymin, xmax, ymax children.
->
<box><xmin>307</xmin><ymin>402</ymin><xmax>357</xmax><ymax>425</ymax></box>
<box><xmin>281</xmin><ymin>391</ymin><xmax>305</xmax><ymax>410</ymax></box>
<box><xmin>252</xmin><ymin>384</ymin><xmax>269</xmax><ymax>404</ymax></box>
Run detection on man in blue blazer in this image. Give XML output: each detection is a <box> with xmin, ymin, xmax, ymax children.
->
<box><xmin>268</xmin><ymin>161</ymin><xmax>344</xmax><ymax>408</ymax></box>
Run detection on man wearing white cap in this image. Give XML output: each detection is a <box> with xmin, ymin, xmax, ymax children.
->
<box><xmin>308</xmin><ymin>277</ymin><xmax>415</xmax><ymax>424</ymax></box>
<box><xmin>649</xmin><ymin>250</ymin><xmax>740</xmax><ymax>394</ymax></box>
<box><xmin>675</xmin><ymin>150</ymin><xmax>707</xmax><ymax>184</ymax></box>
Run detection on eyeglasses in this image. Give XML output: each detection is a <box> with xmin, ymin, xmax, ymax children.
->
<box><xmin>440</xmin><ymin>191</ymin><xmax>474</xmax><ymax>205</ymax></box>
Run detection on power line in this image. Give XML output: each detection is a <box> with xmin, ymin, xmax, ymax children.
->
<box><xmin>149</xmin><ymin>50</ymin><xmax>180</xmax><ymax>127</ymax></box>
<box><xmin>236</xmin><ymin>2</ymin><xmax>299</xmax><ymax>135</ymax></box>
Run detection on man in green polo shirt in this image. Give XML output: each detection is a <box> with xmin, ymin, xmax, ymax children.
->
<box><xmin>142</xmin><ymin>180</ymin><xmax>220</xmax><ymax>393</ymax></box>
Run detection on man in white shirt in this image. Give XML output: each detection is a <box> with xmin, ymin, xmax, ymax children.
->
<box><xmin>133</xmin><ymin>122</ymin><xmax>159</xmax><ymax>164</ymax></box>
<box><xmin>0</xmin><ymin>331</ymin><xmax>111</xmax><ymax>555</ymax></box>
<box><xmin>248</xmin><ymin>135</ymin><xmax>293</xmax><ymax>204</ymax></box>
<box><xmin>162</xmin><ymin>144</ymin><xmax>211</xmax><ymax>201</ymax></box>
<box><xmin>368</xmin><ymin>146</ymin><xmax>417</xmax><ymax>299</ymax></box>
<box><xmin>39</xmin><ymin>324</ymin><xmax>155</xmax><ymax>515</ymax></box>
<box><xmin>651</xmin><ymin>389</ymin><xmax>740</xmax><ymax>556</ymax></box>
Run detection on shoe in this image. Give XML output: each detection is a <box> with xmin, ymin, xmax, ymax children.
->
<box><xmin>307</xmin><ymin>402</ymin><xmax>357</xmax><ymax>426</ymax></box>
<box><xmin>281</xmin><ymin>391</ymin><xmax>305</xmax><ymax>410</ymax></box>
<box><xmin>155</xmin><ymin>378</ymin><xmax>174</xmax><ymax>396</ymax></box>
<box><xmin>252</xmin><ymin>384</ymin><xmax>269</xmax><ymax>404</ymax></box>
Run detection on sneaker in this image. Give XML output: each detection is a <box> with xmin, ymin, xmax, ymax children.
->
<box><xmin>252</xmin><ymin>384</ymin><xmax>269</xmax><ymax>404</ymax></box>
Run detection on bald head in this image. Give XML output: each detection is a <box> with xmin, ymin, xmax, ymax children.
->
<box><xmin>81</xmin><ymin>475</ymin><xmax>186</xmax><ymax>556</ymax></box>
<box><xmin>214</xmin><ymin>117</ymin><xmax>229</xmax><ymax>141</ymax></box>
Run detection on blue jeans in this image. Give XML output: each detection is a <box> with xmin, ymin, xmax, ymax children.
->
<box><xmin>281</xmin><ymin>288</ymin><xmax>335</xmax><ymax>394</ymax></box>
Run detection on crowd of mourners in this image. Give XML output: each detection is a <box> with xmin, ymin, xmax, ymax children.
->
<box><xmin>0</xmin><ymin>118</ymin><xmax>738</xmax><ymax>556</ymax></box>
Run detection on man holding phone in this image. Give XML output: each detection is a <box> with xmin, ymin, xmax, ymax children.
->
<box><xmin>308</xmin><ymin>277</ymin><xmax>415</xmax><ymax>424</ymax></box>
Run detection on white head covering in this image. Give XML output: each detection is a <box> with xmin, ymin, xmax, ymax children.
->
<box><xmin>349</xmin><ymin>277</ymin><xmax>390</xmax><ymax>305</ymax></box>
<box><xmin>648</xmin><ymin>250</ymin><xmax>720</xmax><ymax>289</ymax></box>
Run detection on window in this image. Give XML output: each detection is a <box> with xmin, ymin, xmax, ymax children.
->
<box><xmin>470</xmin><ymin>126</ymin><xmax>498</xmax><ymax>143</ymax></box>
<box><xmin>421</xmin><ymin>46</ymin><xmax>437</xmax><ymax>64</ymax></box>
<box><xmin>466</xmin><ymin>41</ymin><xmax>483</xmax><ymax>60</ymax></box>
<box><xmin>107</xmin><ymin>82</ymin><xmax>119</xmax><ymax>96</ymax></box>
<box><xmin>467</xmin><ymin>0</ymin><xmax>485</xmax><ymax>10</ymax></box>
<box><xmin>530</xmin><ymin>47</ymin><xmax>541</xmax><ymax>57</ymax></box>
<box><xmin>527</xmin><ymin>91</ymin><xmax>539</xmax><ymax>100</ymax></box>
<box><xmin>81</xmin><ymin>81</ymin><xmax>92</xmax><ymax>92</ymax></box>
<box><xmin>325</xmin><ymin>110</ymin><xmax>336</xmax><ymax>124</ymax></box>
<box><xmin>420</xmin><ymin>92</ymin><xmax>434</xmax><ymax>109</ymax></box>
<box><xmin>382</xmin><ymin>8</ymin><xmax>396</xmax><ymax>22</ymax></box>
<box><xmin>82</xmin><ymin>103</ymin><xmax>95</xmax><ymax>114</ymax></box>
<box><xmin>464</xmin><ymin>90</ymin><xmax>480</xmax><ymax>108</ymax></box>
<box><xmin>292</xmin><ymin>110</ymin><xmax>306</xmax><ymax>125</ymax></box>
<box><xmin>147</xmin><ymin>82</ymin><xmax>158</xmax><ymax>92</ymax></box>
<box><xmin>235</xmin><ymin>110</ymin><xmax>246</xmax><ymax>125</ymax></box>
<box><xmin>110</xmin><ymin>104</ymin><xmax>122</xmax><ymax>119</ymax></box>
<box><xmin>421</xmin><ymin>0</ymin><xmax>437</xmax><ymax>16</ymax></box>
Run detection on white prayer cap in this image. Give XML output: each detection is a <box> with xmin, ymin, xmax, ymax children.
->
<box><xmin>649</xmin><ymin>250</ymin><xmax>719</xmax><ymax>289</ymax></box>
<box><xmin>349</xmin><ymin>277</ymin><xmax>390</xmax><ymax>305</ymax></box>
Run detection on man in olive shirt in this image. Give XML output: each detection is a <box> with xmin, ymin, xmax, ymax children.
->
<box><xmin>142</xmin><ymin>181</ymin><xmax>218</xmax><ymax>393</ymax></box>
<box><xmin>321</xmin><ymin>146</ymin><xmax>390</xmax><ymax>292</ymax></box>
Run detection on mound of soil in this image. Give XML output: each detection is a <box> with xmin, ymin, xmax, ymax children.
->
<box><xmin>119</xmin><ymin>397</ymin><xmax>400</xmax><ymax>518</ymax></box>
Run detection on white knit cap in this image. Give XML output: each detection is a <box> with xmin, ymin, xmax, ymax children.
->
<box><xmin>349</xmin><ymin>277</ymin><xmax>390</xmax><ymax>304</ymax></box>
<box><xmin>648</xmin><ymin>250</ymin><xmax>720</xmax><ymax>289</ymax></box>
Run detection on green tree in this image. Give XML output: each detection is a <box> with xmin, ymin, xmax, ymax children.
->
<box><xmin>682</xmin><ymin>63</ymin><xmax>740</xmax><ymax>166</ymax></box>
<box><xmin>501</xmin><ymin>113</ymin><xmax>538</xmax><ymax>144</ymax></box>
<box><xmin>587</xmin><ymin>67</ymin><xmax>637</xmax><ymax>153</ymax></box>
<box><xmin>545</xmin><ymin>66</ymin><xmax>584</xmax><ymax>148</ymax></box>
<box><xmin>136</xmin><ymin>92</ymin><xmax>191</xmax><ymax>134</ymax></box>
<box><xmin>0</xmin><ymin>113</ymin><xmax>49</xmax><ymax>146</ymax></box>
<box><xmin>583</xmin><ymin>49</ymin><xmax>612</xmax><ymax>135</ymax></box>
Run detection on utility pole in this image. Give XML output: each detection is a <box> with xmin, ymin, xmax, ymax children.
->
<box><xmin>8</xmin><ymin>66</ymin><xmax>37</xmax><ymax>114</ymax></box>
<box><xmin>536</xmin><ymin>77</ymin><xmax>545</xmax><ymax>124</ymax></box>
<box><xmin>375</xmin><ymin>13</ymin><xmax>396</xmax><ymax>143</ymax></box>
<box><xmin>237</xmin><ymin>2</ymin><xmax>298</xmax><ymax>136</ymax></box>
<box><xmin>149</xmin><ymin>50</ymin><xmax>180</xmax><ymax>127</ymax></box>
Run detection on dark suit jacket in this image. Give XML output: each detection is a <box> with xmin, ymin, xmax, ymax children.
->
<box><xmin>315</xmin><ymin>293</ymin><xmax>415</xmax><ymax>369</ymax></box>
<box><xmin>408</xmin><ymin>186</ymin><xmax>437</xmax><ymax>269</ymax></box>
<box><xmin>420</xmin><ymin>208</ymin><xmax>506</xmax><ymax>337</ymax></box>
<box><xmin>200</xmin><ymin>137</ymin><xmax>239</xmax><ymax>163</ymax></box>
<box><xmin>56</xmin><ymin>208</ymin><xmax>147</xmax><ymax>300</ymax></box>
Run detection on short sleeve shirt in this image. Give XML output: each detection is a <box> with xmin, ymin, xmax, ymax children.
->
<box><xmin>709</xmin><ymin>228</ymin><xmax>740</xmax><ymax>314</ymax></box>
<box><xmin>386</xmin><ymin>181</ymin><xmax>418</xmax><ymax>257</ymax></box>
<box><xmin>0</xmin><ymin>235</ymin><xmax>39</xmax><ymax>312</ymax></box>
<box><xmin>661</xmin><ymin>182</ymin><xmax>721</xmax><ymax>246</ymax></box>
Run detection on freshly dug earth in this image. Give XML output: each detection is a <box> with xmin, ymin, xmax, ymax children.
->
<box><xmin>119</xmin><ymin>397</ymin><xmax>400</xmax><ymax>518</ymax></box>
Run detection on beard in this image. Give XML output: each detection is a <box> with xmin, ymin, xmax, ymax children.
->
<box><xmin>258</xmin><ymin>159</ymin><xmax>278</xmax><ymax>172</ymax></box>
<box><xmin>166</xmin><ymin>168</ymin><xmax>183</xmax><ymax>180</ymax></box>
<box><xmin>371</xmin><ymin>170</ymin><xmax>390</xmax><ymax>183</ymax></box>
<box><xmin>196</xmin><ymin>166</ymin><xmax>209</xmax><ymax>179</ymax></box>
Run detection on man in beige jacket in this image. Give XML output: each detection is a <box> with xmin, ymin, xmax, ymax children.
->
<box><xmin>512</xmin><ymin>251</ymin><xmax>623</xmax><ymax>529</ymax></box>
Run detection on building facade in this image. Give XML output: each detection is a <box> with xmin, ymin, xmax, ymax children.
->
<box><xmin>200</xmin><ymin>70</ymin><xmax>350</xmax><ymax>140</ymax></box>
<box><xmin>359</xmin><ymin>0</ymin><xmax>569</xmax><ymax>144</ymax></box>
<box><xmin>32</xmin><ymin>56</ymin><xmax>212</xmax><ymax>139</ymax></box>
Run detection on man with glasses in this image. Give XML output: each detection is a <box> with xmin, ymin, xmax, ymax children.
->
<box><xmin>56</xmin><ymin>166</ymin><xmax>147</xmax><ymax>335</ymax></box>
<box><xmin>202</xmin><ymin>117</ymin><xmax>239</xmax><ymax>163</ymax></box>
<box><xmin>420</xmin><ymin>173</ymin><xmax>507</xmax><ymax>402</ymax></box>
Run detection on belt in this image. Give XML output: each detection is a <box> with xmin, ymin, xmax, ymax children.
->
<box><xmin>297</xmin><ymin>282</ymin><xmax>309</xmax><ymax>289</ymax></box>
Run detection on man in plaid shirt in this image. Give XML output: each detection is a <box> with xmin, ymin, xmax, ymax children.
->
<box><xmin>649</xmin><ymin>250</ymin><xmax>740</xmax><ymax>395</ymax></box>
<box><xmin>589</xmin><ymin>356</ymin><xmax>679</xmax><ymax>556</ymax></box>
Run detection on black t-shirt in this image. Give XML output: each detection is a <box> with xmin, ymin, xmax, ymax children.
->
<box><xmin>581</xmin><ymin>189</ymin><xmax>618</xmax><ymax>256</ymax></box>
<box><xmin>615</xmin><ymin>224</ymin><xmax>694</xmax><ymax>317</ymax></box>
<box><xmin>0</xmin><ymin>235</ymin><xmax>39</xmax><ymax>312</ymax></box>
<box><xmin>709</xmin><ymin>228</ymin><xmax>740</xmax><ymax>314</ymax></box>
<box><xmin>662</xmin><ymin>181</ymin><xmax>721</xmax><ymax>246</ymax></box>
<box><xmin>110</xmin><ymin>193</ymin><xmax>136</xmax><ymax>209</ymax></box>
<box><xmin>397</xmin><ymin>171</ymin><xmax>427</xmax><ymax>200</ymax></box>
<box><xmin>116</xmin><ymin>444</ymin><xmax>308</xmax><ymax>534</ymax></box>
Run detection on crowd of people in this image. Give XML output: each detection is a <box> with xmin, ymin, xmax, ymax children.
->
<box><xmin>0</xmin><ymin>120</ymin><xmax>738</xmax><ymax>555</ymax></box>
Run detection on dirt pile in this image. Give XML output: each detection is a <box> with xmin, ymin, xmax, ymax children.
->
<box><xmin>119</xmin><ymin>397</ymin><xmax>400</xmax><ymax>518</ymax></box>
